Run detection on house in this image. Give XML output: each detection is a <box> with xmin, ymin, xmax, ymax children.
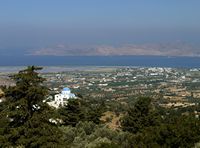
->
<box><xmin>47</xmin><ymin>87</ymin><xmax>76</xmax><ymax>108</ymax></box>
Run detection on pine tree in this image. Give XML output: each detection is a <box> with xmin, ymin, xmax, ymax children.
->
<box><xmin>58</xmin><ymin>99</ymin><xmax>84</xmax><ymax>126</ymax></box>
<box><xmin>0</xmin><ymin>66</ymin><xmax>64</xmax><ymax>147</ymax></box>
<box><xmin>58</xmin><ymin>97</ymin><xmax>104</xmax><ymax>126</ymax></box>
<box><xmin>121</xmin><ymin>97</ymin><xmax>160</xmax><ymax>134</ymax></box>
<box><xmin>83</xmin><ymin>101</ymin><xmax>104</xmax><ymax>124</ymax></box>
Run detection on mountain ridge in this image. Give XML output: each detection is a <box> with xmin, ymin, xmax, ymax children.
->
<box><xmin>28</xmin><ymin>42</ymin><xmax>200</xmax><ymax>57</ymax></box>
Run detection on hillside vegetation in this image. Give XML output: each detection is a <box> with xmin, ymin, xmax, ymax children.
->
<box><xmin>1</xmin><ymin>66</ymin><xmax>200</xmax><ymax>147</ymax></box>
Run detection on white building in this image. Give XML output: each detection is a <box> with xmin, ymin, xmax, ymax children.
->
<box><xmin>47</xmin><ymin>87</ymin><xmax>76</xmax><ymax>108</ymax></box>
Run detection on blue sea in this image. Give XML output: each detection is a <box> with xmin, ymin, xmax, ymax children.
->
<box><xmin>0</xmin><ymin>55</ymin><xmax>200</xmax><ymax>68</ymax></box>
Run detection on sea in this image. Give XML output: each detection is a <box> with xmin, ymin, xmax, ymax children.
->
<box><xmin>0</xmin><ymin>55</ymin><xmax>200</xmax><ymax>68</ymax></box>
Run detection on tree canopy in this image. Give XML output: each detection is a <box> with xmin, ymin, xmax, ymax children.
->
<box><xmin>121</xmin><ymin>97</ymin><xmax>160</xmax><ymax>133</ymax></box>
<box><xmin>0</xmin><ymin>66</ymin><xmax>64</xmax><ymax>147</ymax></box>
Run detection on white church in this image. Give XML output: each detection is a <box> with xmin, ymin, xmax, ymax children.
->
<box><xmin>47</xmin><ymin>87</ymin><xmax>76</xmax><ymax>108</ymax></box>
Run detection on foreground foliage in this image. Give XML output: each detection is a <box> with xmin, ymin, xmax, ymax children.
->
<box><xmin>0</xmin><ymin>66</ymin><xmax>64</xmax><ymax>147</ymax></box>
<box><xmin>58</xmin><ymin>98</ymin><xmax>104</xmax><ymax>127</ymax></box>
<box><xmin>121</xmin><ymin>97</ymin><xmax>160</xmax><ymax>133</ymax></box>
<box><xmin>121</xmin><ymin>97</ymin><xmax>200</xmax><ymax>147</ymax></box>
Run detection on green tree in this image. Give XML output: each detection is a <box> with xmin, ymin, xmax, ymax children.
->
<box><xmin>81</xmin><ymin>98</ymin><xmax>105</xmax><ymax>124</ymax></box>
<box><xmin>121</xmin><ymin>97</ymin><xmax>160</xmax><ymax>134</ymax></box>
<box><xmin>0</xmin><ymin>66</ymin><xmax>64</xmax><ymax>147</ymax></box>
<box><xmin>134</xmin><ymin>115</ymin><xmax>200</xmax><ymax>148</ymax></box>
<box><xmin>58</xmin><ymin>97</ymin><xmax>104</xmax><ymax>126</ymax></box>
<box><xmin>58</xmin><ymin>99</ymin><xmax>84</xmax><ymax>126</ymax></box>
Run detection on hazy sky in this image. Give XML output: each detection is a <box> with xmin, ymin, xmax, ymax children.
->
<box><xmin>0</xmin><ymin>0</ymin><xmax>200</xmax><ymax>55</ymax></box>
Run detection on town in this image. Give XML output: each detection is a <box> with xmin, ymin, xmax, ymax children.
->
<box><xmin>1</xmin><ymin>66</ymin><xmax>200</xmax><ymax>109</ymax></box>
<box><xmin>40</xmin><ymin>67</ymin><xmax>199</xmax><ymax>108</ymax></box>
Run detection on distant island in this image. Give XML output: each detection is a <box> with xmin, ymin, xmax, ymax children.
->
<box><xmin>29</xmin><ymin>42</ymin><xmax>200</xmax><ymax>57</ymax></box>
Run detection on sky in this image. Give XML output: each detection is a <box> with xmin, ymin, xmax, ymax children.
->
<box><xmin>0</xmin><ymin>0</ymin><xmax>200</xmax><ymax>55</ymax></box>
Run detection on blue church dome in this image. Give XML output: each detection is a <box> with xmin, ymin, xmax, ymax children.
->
<box><xmin>63</xmin><ymin>87</ymin><xmax>70</xmax><ymax>91</ymax></box>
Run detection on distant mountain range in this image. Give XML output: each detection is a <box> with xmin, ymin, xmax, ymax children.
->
<box><xmin>29</xmin><ymin>42</ymin><xmax>200</xmax><ymax>57</ymax></box>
